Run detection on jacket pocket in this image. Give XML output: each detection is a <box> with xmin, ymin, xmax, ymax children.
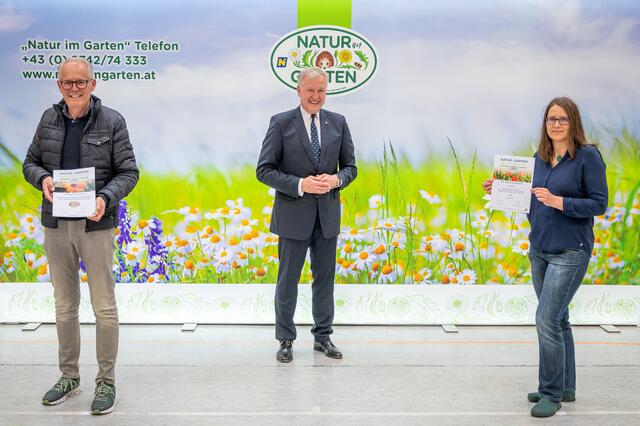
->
<box><xmin>87</xmin><ymin>135</ymin><xmax>110</xmax><ymax>146</ymax></box>
<box><xmin>85</xmin><ymin>134</ymin><xmax>112</xmax><ymax>166</ymax></box>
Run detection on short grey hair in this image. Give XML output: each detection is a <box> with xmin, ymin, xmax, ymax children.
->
<box><xmin>57</xmin><ymin>57</ymin><xmax>94</xmax><ymax>80</ymax></box>
<box><xmin>296</xmin><ymin>67</ymin><xmax>327</xmax><ymax>88</ymax></box>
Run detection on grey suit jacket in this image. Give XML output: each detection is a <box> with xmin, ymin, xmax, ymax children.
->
<box><xmin>256</xmin><ymin>107</ymin><xmax>357</xmax><ymax>240</ymax></box>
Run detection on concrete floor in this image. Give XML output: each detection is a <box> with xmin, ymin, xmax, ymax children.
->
<box><xmin>0</xmin><ymin>324</ymin><xmax>639</xmax><ymax>426</ymax></box>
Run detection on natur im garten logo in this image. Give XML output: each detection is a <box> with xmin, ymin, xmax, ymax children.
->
<box><xmin>270</xmin><ymin>25</ymin><xmax>378</xmax><ymax>95</ymax></box>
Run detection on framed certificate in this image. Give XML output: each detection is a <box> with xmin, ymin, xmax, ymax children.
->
<box><xmin>490</xmin><ymin>155</ymin><xmax>535</xmax><ymax>213</ymax></box>
<box><xmin>52</xmin><ymin>167</ymin><xmax>96</xmax><ymax>217</ymax></box>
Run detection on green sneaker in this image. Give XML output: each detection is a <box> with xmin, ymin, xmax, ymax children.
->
<box><xmin>527</xmin><ymin>389</ymin><xmax>575</xmax><ymax>402</ymax></box>
<box><xmin>531</xmin><ymin>398</ymin><xmax>562</xmax><ymax>418</ymax></box>
<box><xmin>42</xmin><ymin>377</ymin><xmax>81</xmax><ymax>405</ymax></box>
<box><xmin>91</xmin><ymin>382</ymin><xmax>117</xmax><ymax>415</ymax></box>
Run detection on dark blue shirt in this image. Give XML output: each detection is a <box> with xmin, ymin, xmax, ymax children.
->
<box><xmin>61</xmin><ymin>114</ymin><xmax>89</xmax><ymax>170</ymax></box>
<box><xmin>527</xmin><ymin>144</ymin><xmax>608</xmax><ymax>254</ymax></box>
<box><xmin>60</xmin><ymin>98</ymin><xmax>93</xmax><ymax>170</ymax></box>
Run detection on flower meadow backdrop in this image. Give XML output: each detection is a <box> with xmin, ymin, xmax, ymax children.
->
<box><xmin>3</xmin><ymin>141</ymin><xmax>640</xmax><ymax>287</ymax></box>
<box><xmin>1</xmin><ymin>0</ymin><xmax>639</xmax><ymax>294</ymax></box>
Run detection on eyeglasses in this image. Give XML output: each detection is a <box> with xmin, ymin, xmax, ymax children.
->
<box><xmin>59</xmin><ymin>80</ymin><xmax>91</xmax><ymax>89</ymax></box>
<box><xmin>546</xmin><ymin>116</ymin><xmax>570</xmax><ymax>126</ymax></box>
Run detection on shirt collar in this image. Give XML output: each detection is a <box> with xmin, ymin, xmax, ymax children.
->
<box><xmin>299</xmin><ymin>106</ymin><xmax>320</xmax><ymax>122</ymax></box>
<box><xmin>62</xmin><ymin>97</ymin><xmax>93</xmax><ymax>121</ymax></box>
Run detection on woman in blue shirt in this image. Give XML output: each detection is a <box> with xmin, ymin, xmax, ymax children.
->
<box><xmin>483</xmin><ymin>97</ymin><xmax>608</xmax><ymax>418</ymax></box>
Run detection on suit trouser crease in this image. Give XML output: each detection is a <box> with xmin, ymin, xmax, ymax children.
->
<box><xmin>44</xmin><ymin>220</ymin><xmax>118</xmax><ymax>385</ymax></box>
<box><xmin>275</xmin><ymin>218</ymin><xmax>337</xmax><ymax>342</ymax></box>
<box><xmin>529</xmin><ymin>247</ymin><xmax>589</xmax><ymax>402</ymax></box>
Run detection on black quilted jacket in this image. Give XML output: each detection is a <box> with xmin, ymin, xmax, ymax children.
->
<box><xmin>22</xmin><ymin>95</ymin><xmax>139</xmax><ymax>231</ymax></box>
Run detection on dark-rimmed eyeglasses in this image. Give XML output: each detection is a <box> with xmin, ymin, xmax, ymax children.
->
<box><xmin>546</xmin><ymin>116</ymin><xmax>570</xmax><ymax>126</ymax></box>
<box><xmin>59</xmin><ymin>80</ymin><xmax>91</xmax><ymax>90</ymax></box>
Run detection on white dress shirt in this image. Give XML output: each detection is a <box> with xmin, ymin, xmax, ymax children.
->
<box><xmin>297</xmin><ymin>106</ymin><xmax>340</xmax><ymax>196</ymax></box>
<box><xmin>299</xmin><ymin>106</ymin><xmax>322</xmax><ymax>147</ymax></box>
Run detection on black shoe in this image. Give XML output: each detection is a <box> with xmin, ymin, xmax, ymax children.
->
<box><xmin>277</xmin><ymin>339</ymin><xmax>293</xmax><ymax>363</ymax></box>
<box><xmin>91</xmin><ymin>382</ymin><xmax>117</xmax><ymax>415</ymax></box>
<box><xmin>42</xmin><ymin>377</ymin><xmax>81</xmax><ymax>405</ymax></box>
<box><xmin>314</xmin><ymin>340</ymin><xmax>343</xmax><ymax>359</ymax></box>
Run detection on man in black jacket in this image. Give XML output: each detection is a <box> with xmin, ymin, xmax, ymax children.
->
<box><xmin>257</xmin><ymin>68</ymin><xmax>357</xmax><ymax>363</ymax></box>
<box><xmin>22</xmin><ymin>57</ymin><xmax>138</xmax><ymax>415</ymax></box>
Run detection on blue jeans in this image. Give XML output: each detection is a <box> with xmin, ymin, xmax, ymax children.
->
<box><xmin>529</xmin><ymin>247</ymin><xmax>590</xmax><ymax>402</ymax></box>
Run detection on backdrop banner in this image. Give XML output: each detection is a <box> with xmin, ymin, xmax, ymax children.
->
<box><xmin>1</xmin><ymin>1</ymin><xmax>638</xmax><ymax>292</ymax></box>
<box><xmin>1</xmin><ymin>283</ymin><xmax>639</xmax><ymax>325</ymax></box>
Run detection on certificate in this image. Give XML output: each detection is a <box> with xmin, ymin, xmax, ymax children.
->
<box><xmin>52</xmin><ymin>167</ymin><xmax>96</xmax><ymax>217</ymax></box>
<box><xmin>490</xmin><ymin>155</ymin><xmax>535</xmax><ymax>213</ymax></box>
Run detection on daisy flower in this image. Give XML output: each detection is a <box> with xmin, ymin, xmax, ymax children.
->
<box><xmin>236</xmin><ymin>218</ymin><xmax>258</xmax><ymax>235</ymax></box>
<box><xmin>377</xmin><ymin>264</ymin><xmax>396</xmax><ymax>284</ymax></box>
<box><xmin>511</xmin><ymin>239</ymin><xmax>530</xmax><ymax>256</ymax></box>
<box><xmin>146</xmin><ymin>273</ymin><xmax>166</xmax><ymax>283</ymax></box>
<box><xmin>419</xmin><ymin>189</ymin><xmax>441</xmax><ymax>204</ymax></box>
<box><xmin>342</xmin><ymin>227</ymin><xmax>367</xmax><ymax>242</ymax></box>
<box><xmin>607</xmin><ymin>254</ymin><xmax>624</xmax><ymax>269</ymax></box>
<box><xmin>20</xmin><ymin>215</ymin><xmax>43</xmax><ymax>242</ymax></box>
<box><xmin>336</xmin><ymin>260</ymin><xmax>356</xmax><ymax>277</ymax></box>
<box><xmin>477</xmin><ymin>240</ymin><xmax>496</xmax><ymax>259</ymax></box>
<box><xmin>471</xmin><ymin>210</ymin><xmax>489</xmax><ymax>228</ymax></box>
<box><xmin>375</xmin><ymin>218</ymin><xmax>397</xmax><ymax>233</ymax></box>
<box><xmin>339</xmin><ymin>242</ymin><xmax>354</xmax><ymax>259</ymax></box>
<box><xmin>497</xmin><ymin>262</ymin><xmax>519</xmax><ymax>282</ymax></box>
<box><xmin>371</xmin><ymin>244</ymin><xmax>388</xmax><ymax>262</ymax></box>
<box><xmin>174</xmin><ymin>238</ymin><xmax>194</xmax><ymax>256</ymax></box>
<box><xmin>353</xmin><ymin>249</ymin><xmax>375</xmax><ymax>270</ymax></box>
<box><xmin>5</xmin><ymin>232</ymin><xmax>25</xmax><ymax>247</ymax></box>
<box><xmin>289</xmin><ymin>48</ymin><xmax>301</xmax><ymax>60</ymax></box>
<box><xmin>262</xmin><ymin>203</ymin><xmax>273</xmax><ymax>216</ymax></box>
<box><xmin>213</xmin><ymin>249</ymin><xmax>234</xmax><ymax>273</ymax></box>
<box><xmin>182</xmin><ymin>259</ymin><xmax>197</xmax><ymax>278</ymax></box>
<box><xmin>415</xmin><ymin>240</ymin><xmax>437</xmax><ymax>261</ymax></box>
<box><xmin>456</xmin><ymin>269</ymin><xmax>477</xmax><ymax>285</ymax></box>
<box><xmin>448</xmin><ymin>239</ymin><xmax>468</xmax><ymax>260</ymax></box>
<box><xmin>234</xmin><ymin>251</ymin><xmax>249</xmax><ymax>268</ymax></box>
<box><xmin>136</xmin><ymin>218</ymin><xmax>158</xmax><ymax>237</ymax></box>
<box><xmin>36</xmin><ymin>264</ymin><xmax>50</xmax><ymax>282</ymax></box>
<box><xmin>178</xmin><ymin>206</ymin><xmax>201</xmax><ymax>222</ymax></box>
<box><xmin>368</xmin><ymin>194</ymin><xmax>384</xmax><ymax>209</ymax></box>
<box><xmin>123</xmin><ymin>240</ymin><xmax>146</xmax><ymax>262</ymax></box>
<box><xmin>415</xmin><ymin>268</ymin><xmax>434</xmax><ymax>284</ymax></box>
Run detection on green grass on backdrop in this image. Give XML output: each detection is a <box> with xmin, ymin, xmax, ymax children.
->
<box><xmin>1</xmin><ymin>128</ymin><xmax>638</xmax><ymax>285</ymax></box>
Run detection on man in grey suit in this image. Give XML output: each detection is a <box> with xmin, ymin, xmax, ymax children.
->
<box><xmin>257</xmin><ymin>68</ymin><xmax>357</xmax><ymax>362</ymax></box>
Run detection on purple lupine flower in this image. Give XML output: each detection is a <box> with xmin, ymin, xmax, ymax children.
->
<box><xmin>113</xmin><ymin>200</ymin><xmax>134</xmax><ymax>282</ymax></box>
<box><xmin>145</xmin><ymin>217</ymin><xmax>169</xmax><ymax>279</ymax></box>
<box><xmin>117</xmin><ymin>200</ymin><xmax>133</xmax><ymax>247</ymax></box>
<box><xmin>113</xmin><ymin>256</ymin><xmax>127</xmax><ymax>282</ymax></box>
<box><xmin>145</xmin><ymin>217</ymin><xmax>165</xmax><ymax>253</ymax></box>
<box><xmin>132</xmin><ymin>263</ymin><xmax>148</xmax><ymax>283</ymax></box>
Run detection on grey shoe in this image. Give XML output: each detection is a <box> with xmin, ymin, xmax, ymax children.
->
<box><xmin>531</xmin><ymin>398</ymin><xmax>562</xmax><ymax>418</ymax></box>
<box><xmin>91</xmin><ymin>382</ymin><xmax>117</xmax><ymax>415</ymax></box>
<box><xmin>42</xmin><ymin>377</ymin><xmax>81</xmax><ymax>405</ymax></box>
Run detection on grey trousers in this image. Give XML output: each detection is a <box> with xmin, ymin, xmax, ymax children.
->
<box><xmin>275</xmin><ymin>215</ymin><xmax>337</xmax><ymax>342</ymax></box>
<box><xmin>43</xmin><ymin>220</ymin><xmax>118</xmax><ymax>385</ymax></box>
